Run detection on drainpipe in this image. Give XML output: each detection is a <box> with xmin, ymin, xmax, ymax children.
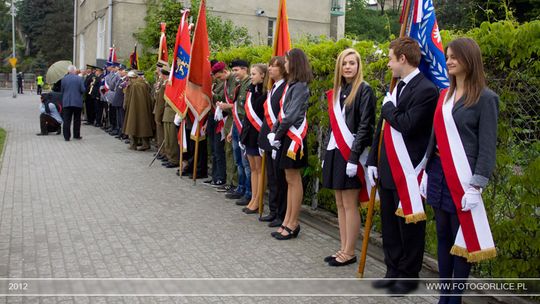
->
<box><xmin>107</xmin><ymin>0</ymin><xmax>113</xmax><ymax>48</ymax></box>
<box><xmin>73</xmin><ymin>0</ymin><xmax>77</xmax><ymax>65</ymax></box>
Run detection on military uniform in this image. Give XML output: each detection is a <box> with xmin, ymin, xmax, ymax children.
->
<box><xmin>153</xmin><ymin>78</ymin><xmax>166</xmax><ymax>156</ymax></box>
<box><xmin>162</xmin><ymin>100</ymin><xmax>179</xmax><ymax>165</ymax></box>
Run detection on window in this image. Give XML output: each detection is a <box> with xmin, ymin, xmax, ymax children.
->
<box><xmin>267</xmin><ymin>18</ymin><xmax>275</xmax><ymax>46</ymax></box>
<box><xmin>96</xmin><ymin>17</ymin><xmax>105</xmax><ymax>59</ymax></box>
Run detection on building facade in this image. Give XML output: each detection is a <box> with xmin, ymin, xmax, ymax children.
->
<box><xmin>74</xmin><ymin>0</ymin><xmax>345</xmax><ymax>69</ymax></box>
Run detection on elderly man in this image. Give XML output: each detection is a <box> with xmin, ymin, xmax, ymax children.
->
<box><xmin>123</xmin><ymin>71</ymin><xmax>154</xmax><ymax>151</ymax></box>
<box><xmin>61</xmin><ymin>65</ymin><xmax>86</xmax><ymax>141</ymax></box>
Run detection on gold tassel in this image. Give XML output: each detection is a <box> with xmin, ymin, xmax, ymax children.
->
<box><xmin>450</xmin><ymin>245</ymin><xmax>470</xmax><ymax>259</ymax></box>
<box><xmin>467</xmin><ymin>248</ymin><xmax>497</xmax><ymax>263</ymax></box>
<box><xmin>286</xmin><ymin>150</ymin><xmax>297</xmax><ymax>160</ymax></box>
<box><xmin>404</xmin><ymin>212</ymin><xmax>427</xmax><ymax>224</ymax></box>
<box><xmin>395</xmin><ymin>208</ymin><xmax>404</xmax><ymax>217</ymax></box>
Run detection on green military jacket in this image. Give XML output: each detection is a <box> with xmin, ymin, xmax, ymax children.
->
<box><xmin>162</xmin><ymin>100</ymin><xmax>176</xmax><ymax>123</ymax></box>
<box><xmin>234</xmin><ymin>76</ymin><xmax>251</xmax><ymax>121</ymax></box>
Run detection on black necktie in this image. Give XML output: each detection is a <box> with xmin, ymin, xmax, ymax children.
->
<box><xmin>396</xmin><ymin>80</ymin><xmax>406</xmax><ymax>105</ymax></box>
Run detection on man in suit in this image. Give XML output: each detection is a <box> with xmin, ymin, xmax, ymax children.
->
<box><xmin>61</xmin><ymin>65</ymin><xmax>86</xmax><ymax>141</ymax></box>
<box><xmin>366</xmin><ymin>37</ymin><xmax>439</xmax><ymax>294</ymax></box>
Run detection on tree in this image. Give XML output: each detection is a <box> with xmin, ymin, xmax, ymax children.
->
<box><xmin>345</xmin><ymin>0</ymin><xmax>401</xmax><ymax>42</ymax></box>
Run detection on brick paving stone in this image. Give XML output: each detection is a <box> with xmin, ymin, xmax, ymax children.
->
<box><xmin>0</xmin><ymin>91</ymin><xmax>440</xmax><ymax>303</ymax></box>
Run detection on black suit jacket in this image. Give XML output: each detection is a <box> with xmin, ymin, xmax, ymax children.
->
<box><xmin>367</xmin><ymin>72</ymin><xmax>439</xmax><ymax>189</ymax></box>
<box><xmin>258</xmin><ymin>81</ymin><xmax>287</xmax><ymax>152</ymax></box>
<box><xmin>425</xmin><ymin>88</ymin><xmax>499</xmax><ymax>188</ymax></box>
<box><xmin>323</xmin><ymin>81</ymin><xmax>377</xmax><ymax>163</ymax></box>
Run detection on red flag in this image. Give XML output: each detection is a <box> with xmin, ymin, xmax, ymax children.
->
<box><xmin>158</xmin><ymin>22</ymin><xmax>169</xmax><ymax>66</ymax></box>
<box><xmin>129</xmin><ymin>44</ymin><xmax>139</xmax><ymax>70</ymax></box>
<box><xmin>185</xmin><ymin>0</ymin><xmax>212</xmax><ymax>121</ymax></box>
<box><xmin>107</xmin><ymin>46</ymin><xmax>117</xmax><ymax>64</ymax></box>
<box><xmin>164</xmin><ymin>11</ymin><xmax>190</xmax><ymax>117</ymax></box>
<box><xmin>273</xmin><ymin>0</ymin><xmax>291</xmax><ymax>57</ymax></box>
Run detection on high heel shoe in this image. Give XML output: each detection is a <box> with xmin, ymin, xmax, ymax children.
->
<box><xmin>274</xmin><ymin>225</ymin><xmax>300</xmax><ymax>240</ymax></box>
<box><xmin>244</xmin><ymin>208</ymin><xmax>258</xmax><ymax>214</ymax></box>
<box><xmin>271</xmin><ymin>225</ymin><xmax>286</xmax><ymax>238</ymax></box>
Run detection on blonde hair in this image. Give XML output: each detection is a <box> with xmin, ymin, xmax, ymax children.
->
<box><xmin>333</xmin><ymin>48</ymin><xmax>364</xmax><ymax>107</ymax></box>
<box><xmin>251</xmin><ymin>63</ymin><xmax>269</xmax><ymax>94</ymax></box>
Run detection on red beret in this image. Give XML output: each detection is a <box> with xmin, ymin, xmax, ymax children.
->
<box><xmin>211</xmin><ymin>62</ymin><xmax>226</xmax><ymax>74</ymax></box>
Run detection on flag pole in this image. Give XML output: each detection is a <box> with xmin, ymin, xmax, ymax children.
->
<box><xmin>192</xmin><ymin>121</ymin><xmax>201</xmax><ymax>185</ymax></box>
<box><xmin>258</xmin><ymin>153</ymin><xmax>266</xmax><ymax>217</ymax></box>
<box><xmin>357</xmin><ymin>0</ymin><xmax>413</xmax><ymax>278</ymax></box>
<box><xmin>179</xmin><ymin>120</ymin><xmax>185</xmax><ymax>179</ymax></box>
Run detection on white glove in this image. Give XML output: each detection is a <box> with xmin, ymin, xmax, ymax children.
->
<box><xmin>382</xmin><ymin>92</ymin><xmax>392</xmax><ymax>105</ymax></box>
<box><xmin>419</xmin><ymin>172</ymin><xmax>428</xmax><ymax>199</ymax></box>
<box><xmin>321</xmin><ymin>160</ymin><xmax>324</xmax><ymax>169</ymax></box>
<box><xmin>238</xmin><ymin>142</ymin><xmax>245</xmax><ymax>151</ymax></box>
<box><xmin>267</xmin><ymin>133</ymin><xmax>281</xmax><ymax>149</ymax></box>
<box><xmin>259</xmin><ymin>148</ymin><xmax>264</xmax><ymax>156</ymax></box>
<box><xmin>214</xmin><ymin>107</ymin><xmax>223</xmax><ymax>121</ymax></box>
<box><xmin>173</xmin><ymin>113</ymin><xmax>182</xmax><ymax>126</ymax></box>
<box><xmin>461</xmin><ymin>187</ymin><xmax>482</xmax><ymax>212</ymax></box>
<box><xmin>271</xmin><ymin>149</ymin><xmax>277</xmax><ymax>160</ymax></box>
<box><xmin>367</xmin><ymin>166</ymin><xmax>378</xmax><ymax>187</ymax></box>
<box><xmin>346</xmin><ymin>162</ymin><xmax>358</xmax><ymax>178</ymax></box>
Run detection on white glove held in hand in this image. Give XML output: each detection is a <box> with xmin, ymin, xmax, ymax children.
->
<box><xmin>382</xmin><ymin>92</ymin><xmax>392</xmax><ymax>105</ymax></box>
<box><xmin>267</xmin><ymin>133</ymin><xmax>281</xmax><ymax>149</ymax></box>
<box><xmin>461</xmin><ymin>187</ymin><xmax>482</xmax><ymax>212</ymax></box>
<box><xmin>420</xmin><ymin>173</ymin><xmax>428</xmax><ymax>199</ymax></box>
<box><xmin>346</xmin><ymin>162</ymin><xmax>358</xmax><ymax>178</ymax></box>
<box><xmin>367</xmin><ymin>166</ymin><xmax>378</xmax><ymax>187</ymax></box>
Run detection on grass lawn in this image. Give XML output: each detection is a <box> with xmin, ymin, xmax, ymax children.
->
<box><xmin>0</xmin><ymin>128</ymin><xmax>5</xmax><ymax>156</ymax></box>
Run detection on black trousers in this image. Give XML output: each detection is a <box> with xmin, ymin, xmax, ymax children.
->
<box><xmin>379</xmin><ymin>186</ymin><xmax>426</xmax><ymax>278</ymax></box>
<box><xmin>17</xmin><ymin>82</ymin><xmax>23</xmax><ymax>93</ymax></box>
<box><xmin>115</xmin><ymin>106</ymin><xmax>125</xmax><ymax>133</ymax></box>
<box><xmin>62</xmin><ymin>106</ymin><xmax>82</xmax><ymax>140</ymax></box>
<box><xmin>85</xmin><ymin>97</ymin><xmax>96</xmax><ymax>124</ymax></box>
<box><xmin>39</xmin><ymin>113</ymin><xmax>60</xmax><ymax>134</ymax></box>
<box><xmin>108</xmin><ymin>103</ymin><xmax>117</xmax><ymax>130</ymax></box>
<box><xmin>37</xmin><ymin>85</ymin><xmax>42</xmax><ymax>95</ymax></box>
<box><xmin>265</xmin><ymin>150</ymin><xmax>287</xmax><ymax>220</ymax></box>
<box><xmin>95</xmin><ymin>100</ymin><xmax>105</xmax><ymax>126</ymax></box>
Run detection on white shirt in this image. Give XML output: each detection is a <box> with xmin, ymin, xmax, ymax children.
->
<box><xmin>271</xmin><ymin>79</ymin><xmax>285</xmax><ymax>97</ymax></box>
<box><xmin>398</xmin><ymin>68</ymin><xmax>420</xmax><ymax>96</ymax></box>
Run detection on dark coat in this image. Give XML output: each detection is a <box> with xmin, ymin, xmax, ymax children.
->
<box><xmin>240</xmin><ymin>83</ymin><xmax>266</xmax><ymax>148</ymax></box>
<box><xmin>61</xmin><ymin>74</ymin><xmax>86</xmax><ymax>108</ymax></box>
<box><xmin>366</xmin><ymin>72</ymin><xmax>439</xmax><ymax>189</ymax></box>
<box><xmin>271</xmin><ymin>81</ymin><xmax>310</xmax><ymax>141</ymax></box>
<box><xmin>323</xmin><ymin>81</ymin><xmax>377</xmax><ymax>164</ymax></box>
<box><xmin>259</xmin><ymin>81</ymin><xmax>287</xmax><ymax>151</ymax></box>
<box><xmin>425</xmin><ymin>88</ymin><xmax>499</xmax><ymax>188</ymax></box>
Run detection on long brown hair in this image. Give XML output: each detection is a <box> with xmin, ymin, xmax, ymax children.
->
<box><xmin>285</xmin><ymin>48</ymin><xmax>313</xmax><ymax>84</ymax></box>
<box><xmin>333</xmin><ymin>48</ymin><xmax>364</xmax><ymax>107</ymax></box>
<box><xmin>446</xmin><ymin>37</ymin><xmax>486</xmax><ymax>107</ymax></box>
<box><xmin>251</xmin><ymin>63</ymin><xmax>268</xmax><ymax>94</ymax></box>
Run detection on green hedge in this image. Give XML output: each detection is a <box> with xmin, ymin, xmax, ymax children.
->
<box><xmin>214</xmin><ymin>20</ymin><xmax>540</xmax><ymax>279</ymax></box>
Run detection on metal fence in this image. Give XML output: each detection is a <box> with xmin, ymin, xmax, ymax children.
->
<box><xmin>0</xmin><ymin>73</ymin><xmax>38</xmax><ymax>92</ymax></box>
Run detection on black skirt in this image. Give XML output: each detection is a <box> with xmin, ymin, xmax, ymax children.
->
<box><xmin>322</xmin><ymin>149</ymin><xmax>362</xmax><ymax>190</ymax></box>
<box><xmin>278</xmin><ymin>136</ymin><xmax>308</xmax><ymax>169</ymax></box>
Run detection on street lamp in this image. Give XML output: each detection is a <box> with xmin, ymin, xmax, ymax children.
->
<box><xmin>10</xmin><ymin>0</ymin><xmax>17</xmax><ymax>98</ymax></box>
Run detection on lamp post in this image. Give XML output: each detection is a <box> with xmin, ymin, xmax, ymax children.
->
<box><xmin>11</xmin><ymin>0</ymin><xmax>17</xmax><ymax>98</ymax></box>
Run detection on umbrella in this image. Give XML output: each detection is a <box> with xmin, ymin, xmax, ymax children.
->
<box><xmin>46</xmin><ymin>60</ymin><xmax>72</xmax><ymax>84</ymax></box>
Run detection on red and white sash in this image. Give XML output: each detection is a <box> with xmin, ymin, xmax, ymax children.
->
<box><xmin>244</xmin><ymin>92</ymin><xmax>263</xmax><ymax>132</ymax></box>
<box><xmin>264</xmin><ymin>84</ymin><xmax>288</xmax><ymax>129</ymax></box>
<box><xmin>232</xmin><ymin>99</ymin><xmax>243</xmax><ymax>133</ymax></box>
<box><xmin>279</xmin><ymin>90</ymin><xmax>308</xmax><ymax>160</ymax></box>
<box><xmin>434</xmin><ymin>89</ymin><xmax>496</xmax><ymax>262</ymax></box>
<box><xmin>326</xmin><ymin>89</ymin><xmax>373</xmax><ymax>207</ymax></box>
<box><xmin>215</xmin><ymin>80</ymin><xmax>236</xmax><ymax>139</ymax></box>
<box><xmin>383</xmin><ymin>88</ymin><xmax>427</xmax><ymax>223</ymax></box>
<box><xmin>177</xmin><ymin>120</ymin><xmax>188</xmax><ymax>151</ymax></box>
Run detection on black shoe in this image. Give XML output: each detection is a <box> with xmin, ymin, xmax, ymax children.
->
<box><xmin>211</xmin><ymin>180</ymin><xmax>226</xmax><ymax>187</ymax></box>
<box><xmin>84</xmin><ymin>122</ymin><xmax>93</xmax><ymax>125</ymax></box>
<box><xmin>244</xmin><ymin>208</ymin><xmax>258</xmax><ymax>214</ymax></box>
<box><xmin>259</xmin><ymin>214</ymin><xmax>276</xmax><ymax>222</ymax></box>
<box><xmin>388</xmin><ymin>281</ymin><xmax>418</xmax><ymax>295</ymax></box>
<box><xmin>64</xmin><ymin>138</ymin><xmax>70</xmax><ymax>141</ymax></box>
<box><xmin>56</xmin><ymin>130</ymin><xmax>61</xmax><ymax>135</ymax></box>
<box><xmin>226</xmin><ymin>192</ymin><xmax>243</xmax><ymax>200</ymax></box>
<box><xmin>95</xmin><ymin>124</ymin><xmax>102</xmax><ymax>127</ymax></box>
<box><xmin>324</xmin><ymin>253</ymin><xmax>339</xmax><ymax>263</ymax></box>
<box><xmin>162</xmin><ymin>162</ymin><xmax>170</xmax><ymax>167</ymax></box>
<box><xmin>74</xmin><ymin>137</ymin><xmax>82</xmax><ymax>140</ymax></box>
<box><xmin>328</xmin><ymin>254</ymin><xmax>357</xmax><ymax>267</ymax></box>
<box><xmin>203</xmin><ymin>179</ymin><xmax>213</xmax><ymax>184</ymax></box>
<box><xmin>271</xmin><ymin>225</ymin><xmax>286</xmax><ymax>238</ymax></box>
<box><xmin>268</xmin><ymin>219</ymin><xmax>283</xmax><ymax>228</ymax></box>
<box><xmin>176</xmin><ymin>169</ymin><xmax>180</xmax><ymax>177</ymax></box>
<box><xmin>235</xmin><ymin>197</ymin><xmax>250</xmax><ymax>205</ymax></box>
<box><xmin>165</xmin><ymin>163</ymin><xmax>179</xmax><ymax>168</ymax></box>
<box><xmin>372</xmin><ymin>279</ymin><xmax>396</xmax><ymax>289</ymax></box>
<box><xmin>36</xmin><ymin>133</ymin><xmax>47</xmax><ymax>136</ymax></box>
<box><xmin>274</xmin><ymin>225</ymin><xmax>300</xmax><ymax>240</ymax></box>
<box><xmin>109</xmin><ymin>131</ymin><xmax>119</xmax><ymax>136</ymax></box>
<box><xmin>216</xmin><ymin>184</ymin><xmax>233</xmax><ymax>192</ymax></box>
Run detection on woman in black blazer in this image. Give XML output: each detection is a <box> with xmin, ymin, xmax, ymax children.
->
<box><xmin>267</xmin><ymin>48</ymin><xmax>313</xmax><ymax>240</ymax></box>
<box><xmin>240</xmin><ymin>64</ymin><xmax>268</xmax><ymax>214</ymax></box>
<box><xmin>422</xmin><ymin>37</ymin><xmax>499</xmax><ymax>304</ymax></box>
<box><xmin>322</xmin><ymin>48</ymin><xmax>376</xmax><ymax>266</ymax></box>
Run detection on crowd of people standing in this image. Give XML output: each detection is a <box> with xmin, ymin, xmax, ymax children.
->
<box><xmin>35</xmin><ymin>36</ymin><xmax>498</xmax><ymax>303</ymax></box>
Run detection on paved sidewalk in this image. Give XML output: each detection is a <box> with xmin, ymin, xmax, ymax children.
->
<box><xmin>0</xmin><ymin>91</ymin><xmax>438</xmax><ymax>303</ymax></box>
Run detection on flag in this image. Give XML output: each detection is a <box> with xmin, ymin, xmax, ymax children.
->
<box><xmin>129</xmin><ymin>44</ymin><xmax>139</xmax><ymax>70</ymax></box>
<box><xmin>185</xmin><ymin>0</ymin><xmax>212</xmax><ymax>122</ymax></box>
<box><xmin>158</xmin><ymin>22</ymin><xmax>169</xmax><ymax>66</ymax></box>
<box><xmin>164</xmin><ymin>11</ymin><xmax>190</xmax><ymax>117</ymax></box>
<box><xmin>273</xmin><ymin>0</ymin><xmax>291</xmax><ymax>57</ymax></box>
<box><xmin>107</xmin><ymin>46</ymin><xmax>117</xmax><ymax>64</ymax></box>
<box><xmin>402</xmin><ymin>0</ymin><xmax>449</xmax><ymax>89</ymax></box>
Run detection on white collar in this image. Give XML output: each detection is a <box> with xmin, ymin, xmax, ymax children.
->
<box><xmin>273</xmin><ymin>79</ymin><xmax>285</xmax><ymax>89</ymax></box>
<box><xmin>401</xmin><ymin>68</ymin><xmax>420</xmax><ymax>85</ymax></box>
